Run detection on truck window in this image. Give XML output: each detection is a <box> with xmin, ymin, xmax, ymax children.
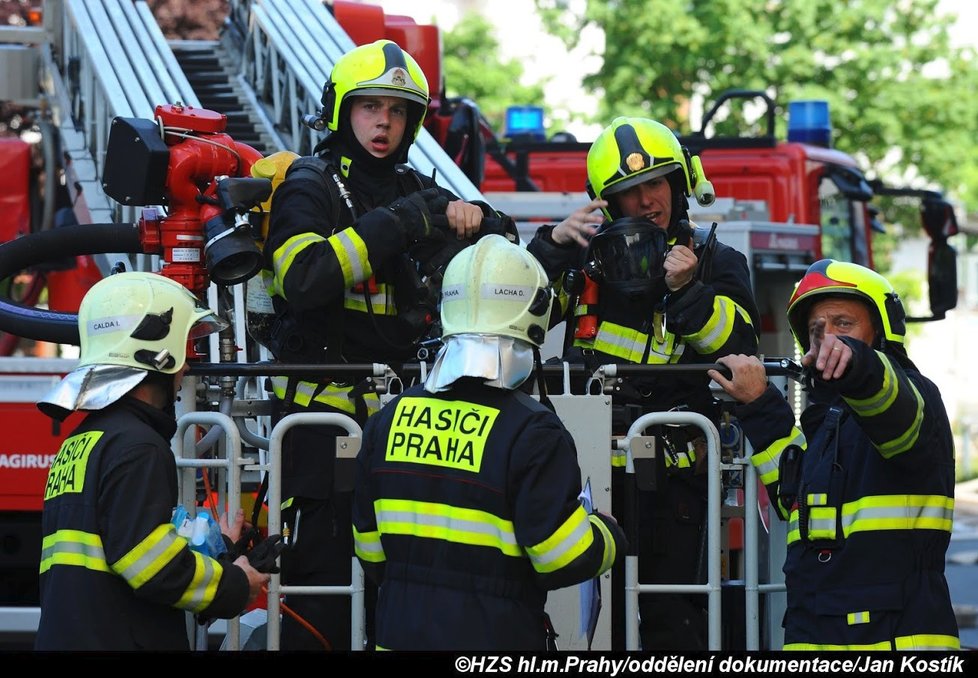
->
<box><xmin>818</xmin><ymin>177</ymin><xmax>870</xmax><ymax>266</ymax></box>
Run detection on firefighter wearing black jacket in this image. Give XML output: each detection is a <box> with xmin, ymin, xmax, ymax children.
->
<box><xmin>263</xmin><ymin>40</ymin><xmax>515</xmax><ymax>649</ymax></box>
<box><xmin>710</xmin><ymin>260</ymin><xmax>958</xmax><ymax>650</ymax></box>
<box><xmin>528</xmin><ymin>117</ymin><xmax>760</xmax><ymax>650</ymax></box>
<box><xmin>353</xmin><ymin>235</ymin><xmax>625</xmax><ymax>650</ymax></box>
<box><xmin>34</xmin><ymin>272</ymin><xmax>267</xmax><ymax>650</ymax></box>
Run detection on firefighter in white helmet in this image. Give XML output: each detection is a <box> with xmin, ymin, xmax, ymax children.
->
<box><xmin>352</xmin><ymin>235</ymin><xmax>626</xmax><ymax>649</ymax></box>
<box><xmin>34</xmin><ymin>272</ymin><xmax>269</xmax><ymax>650</ymax></box>
<box><xmin>709</xmin><ymin>260</ymin><xmax>958</xmax><ymax>650</ymax></box>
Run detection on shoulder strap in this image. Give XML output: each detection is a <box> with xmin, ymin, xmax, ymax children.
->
<box><xmin>395</xmin><ymin>164</ymin><xmax>428</xmax><ymax>194</ymax></box>
<box><xmin>287</xmin><ymin>155</ymin><xmax>332</xmax><ymax>185</ymax></box>
<box><xmin>289</xmin><ymin>155</ymin><xmax>349</xmax><ymax>228</ymax></box>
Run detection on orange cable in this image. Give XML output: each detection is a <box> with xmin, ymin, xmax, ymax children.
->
<box><xmin>198</xmin><ymin>432</ymin><xmax>331</xmax><ymax>650</ymax></box>
<box><xmin>202</xmin><ymin>462</ymin><xmax>331</xmax><ymax>650</ymax></box>
<box><xmin>264</xmin><ymin>585</ymin><xmax>333</xmax><ymax>651</ymax></box>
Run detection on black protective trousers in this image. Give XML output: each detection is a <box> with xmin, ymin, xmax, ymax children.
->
<box><xmin>274</xmin><ymin>411</ymin><xmax>377</xmax><ymax>651</ymax></box>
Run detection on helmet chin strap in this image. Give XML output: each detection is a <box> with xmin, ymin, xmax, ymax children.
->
<box><xmin>533</xmin><ymin>346</ymin><xmax>556</xmax><ymax>414</ymax></box>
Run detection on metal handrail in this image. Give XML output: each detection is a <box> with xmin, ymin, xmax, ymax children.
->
<box><xmin>264</xmin><ymin>412</ymin><xmax>365</xmax><ymax>651</ymax></box>
<box><xmin>173</xmin><ymin>411</ymin><xmax>244</xmax><ymax>650</ymax></box>
<box><xmin>620</xmin><ymin>411</ymin><xmax>723</xmax><ymax>650</ymax></box>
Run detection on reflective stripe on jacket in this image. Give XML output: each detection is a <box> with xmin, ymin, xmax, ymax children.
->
<box><xmin>352</xmin><ymin>382</ymin><xmax>623</xmax><ymax>650</ymax></box>
<box><xmin>35</xmin><ymin>398</ymin><xmax>249</xmax><ymax>650</ymax></box>
<box><xmin>736</xmin><ymin>340</ymin><xmax>958</xmax><ymax>649</ymax></box>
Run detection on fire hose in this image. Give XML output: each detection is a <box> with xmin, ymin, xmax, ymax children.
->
<box><xmin>0</xmin><ymin>222</ymin><xmax>142</xmax><ymax>344</ymax></box>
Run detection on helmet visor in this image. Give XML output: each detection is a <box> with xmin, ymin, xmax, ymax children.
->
<box><xmin>188</xmin><ymin>312</ymin><xmax>230</xmax><ymax>341</ymax></box>
<box><xmin>349</xmin><ymin>87</ymin><xmax>428</xmax><ymax>107</ymax></box>
<box><xmin>601</xmin><ymin>163</ymin><xmax>681</xmax><ymax>197</ymax></box>
<box><xmin>589</xmin><ymin>218</ymin><xmax>668</xmax><ymax>290</ymax></box>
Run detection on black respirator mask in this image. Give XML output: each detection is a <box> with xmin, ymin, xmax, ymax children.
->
<box><xmin>585</xmin><ymin>217</ymin><xmax>668</xmax><ymax>299</ymax></box>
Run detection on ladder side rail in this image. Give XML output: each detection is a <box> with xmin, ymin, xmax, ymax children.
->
<box><xmin>131</xmin><ymin>0</ymin><xmax>203</xmax><ymax>108</ymax></box>
<box><xmin>102</xmin><ymin>0</ymin><xmax>169</xmax><ymax>113</ymax></box>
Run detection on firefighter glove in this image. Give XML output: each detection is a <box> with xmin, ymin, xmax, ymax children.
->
<box><xmin>389</xmin><ymin>188</ymin><xmax>449</xmax><ymax>243</ymax></box>
<box><xmin>245</xmin><ymin>534</ymin><xmax>285</xmax><ymax>574</ymax></box>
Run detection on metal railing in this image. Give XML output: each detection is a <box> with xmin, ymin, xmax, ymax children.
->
<box><xmin>264</xmin><ymin>412</ymin><xmax>365</xmax><ymax>651</ymax></box>
<box><xmin>619</xmin><ymin>410</ymin><xmax>787</xmax><ymax>651</ymax></box>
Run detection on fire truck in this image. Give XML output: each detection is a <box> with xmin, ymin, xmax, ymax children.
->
<box><xmin>0</xmin><ymin>0</ymin><xmax>960</xmax><ymax>650</ymax></box>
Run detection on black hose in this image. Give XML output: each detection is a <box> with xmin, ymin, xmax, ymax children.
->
<box><xmin>0</xmin><ymin>223</ymin><xmax>143</xmax><ymax>344</ymax></box>
<box><xmin>39</xmin><ymin>119</ymin><xmax>58</xmax><ymax>233</ymax></box>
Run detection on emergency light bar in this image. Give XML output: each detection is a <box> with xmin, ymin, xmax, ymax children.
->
<box><xmin>505</xmin><ymin>105</ymin><xmax>546</xmax><ymax>141</ymax></box>
<box><xmin>787</xmin><ymin>100</ymin><xmax>832</xmax><ymax>147</ymax></box>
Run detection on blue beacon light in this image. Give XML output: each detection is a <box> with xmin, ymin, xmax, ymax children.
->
<box><xmin>505</xmin><ymin>105</ymin><xmax>546</xmax><ymax>141</ymax></box>
<box><xmin>787</xmin><ymin>100</ymin><xmax>832</xmax><ymax>147</ymax></box>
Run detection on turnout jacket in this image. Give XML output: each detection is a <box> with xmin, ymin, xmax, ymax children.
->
<box><xmin>529</xmin><ymin>223</ymin><xmax>758</xmax><ymax>461</ymax></box>
<box><xmin>35</xmin><ymin>398</ymin><xmax>249</xmax><ymax>650</ymax></box>
<box><xmin>266</xmin><ymin>151</ymin><xmax>449</xmax><ymax>367</ymax></box>
<box><xmin>352</xmin><ymin>380</ymin><xmax>625</xmax><ymax>650</ymax></box>
<box><xmin>264</xmin><ymin>141</ymin><xmax>514</xmax><ymax>420</ymax></box>
<box><xmin>735</xmin><ymin>339</ymin><xmax>958</xmax><ymax>650</ymax></box>
<box><xmin>264</xmin><ymin>141</ymin><xmax>514</xmax><ymax>502</ymax></box>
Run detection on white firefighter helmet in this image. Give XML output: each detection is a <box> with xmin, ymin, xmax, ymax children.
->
<box><xmin>38</xmin><ymin>272</ymin><xmax>227</xmax><ymax>419</ymax></box>
<box><xmin>426</xmin><ymin>235</ymin><xmax>553</xmax><ymax>393</ymax></box>
<box><xmin>440</xmin><ymin>234</ymin><xmax>552</xmax><ymax>347</ymax></box>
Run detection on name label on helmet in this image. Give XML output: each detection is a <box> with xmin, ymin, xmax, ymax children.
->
<box><xmin>44</xmin><ymin>430</ymin><xmax>104</xmax><ymax>500</ymax></box>
<box><xmin>88</xmin><ymin>314</ymin><xmax>139</xmax><ymax>335</ymax></box>
<box><xmin>385</xmin><ymin>398</ymin><xmax>499</xmax><ymax>473</ymax></box>
<box><xmin>441</xmin><ymin>285</ymin><xmax>463</xmax><ymax>300</ymax></box>
<box><xmin>483</xmin><ymin>284</ymin><xmax>533</xmax><ymax>299</ymax></box>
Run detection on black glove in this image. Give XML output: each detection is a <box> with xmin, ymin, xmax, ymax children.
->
<box><xmin>245</xmin><ymin>534</ymin><xmax>285</xmax><ymax>574</ymax></box>
<box><xmin>388</xmin><ymin>188</ymin><xmax>449</xmax><ymax>243</ymax></box>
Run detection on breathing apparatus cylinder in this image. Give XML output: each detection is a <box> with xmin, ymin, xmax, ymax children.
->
<box><xmin>244</xmin><ymin>151</ymin><xmax>299</xmax><ymax>347</ymax></box>
<box><xmin>575</xmin><ymin>273</ymin><xmax>600</xmax><ymax>340</ymax></box>
<box><xmin>249</xmin><ymin>151</ymin><xmax>300</xmax><ymax>242</ymax></box>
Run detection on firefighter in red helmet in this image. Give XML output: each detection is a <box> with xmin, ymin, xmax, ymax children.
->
<box><xmin>710</xmin><ymin>259</ymin><xmax>958</xmax><ymax>650</ymax></box>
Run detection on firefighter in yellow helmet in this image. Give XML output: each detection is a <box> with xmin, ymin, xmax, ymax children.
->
<box><xmin>352</xmin><ymin>235</ymin><xmax>625</xmax><ymax>649</ymax></box>
<box><xmin>263</xmin><ymin>39</ymin><xmax>517</xmax><ymax>649</ymax></box>
<box><xmin>34</xmin><ymin>272</ymin><xmax>269</xmax><ymax>650</ymax></box>
<box><xmin>527</xmin><ymin>117</ymin><xmax>759</xmax><ymax>649</ymax></box>
<box><xmin>710</xmin><ymin>259</ymin><xmax>958</xmax><ymax>650</ymax></box>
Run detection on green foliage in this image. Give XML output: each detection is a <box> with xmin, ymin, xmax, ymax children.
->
<box><xmin>535</xmin><ymin>0</ymin><xmax>978</xmax><ymax>213</ymax></box>
<box><xmin>953</xmin><ymin>420</ymin><xmax>978</xmax><ymax>481</ymax></box>
<box><xmin>886</xmin><ymin>268</ymin><xmax>926</xmax><ymax>344</ymax></box>
<box><xmin>441</xmin><ymin>14</ymin><xmax>548</xmax><ymax>135</ymax></box>
<box><xmin>870</xmin><ymin>195</ymin><xmax>924</xmax><ymax>271</ymax></box>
